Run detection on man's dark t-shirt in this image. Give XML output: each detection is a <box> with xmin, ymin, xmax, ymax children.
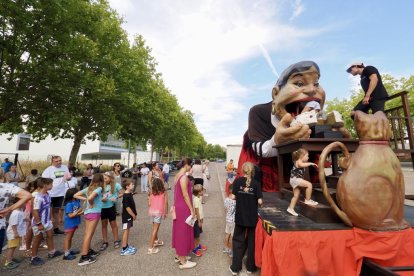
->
<box><xmin>122</xmin><ymin>192</ymin><xmax>137</xmax><ymax>223</ymax></box>
<box><xmin>361</xmin><ymin>66</ymin><xmax>389</xmax><ymax>100</ymax></box>
<box><xmin>232</xmin><ymin>177</ymin><xmax>263</xmax><ymax>227</ymax></box>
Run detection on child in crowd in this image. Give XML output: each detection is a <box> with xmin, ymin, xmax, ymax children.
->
<box><xmin>63</xmin><ymin>188</ymin><xmax>83</xmax><ymax>260</ymax></box>
<box><xmin>229</xmin><ymin>162</ymin><xmax>263</xmax><ymax>275</ymax></box>
<box><xmin>223</xmin><ymin>184</ymin><xmax>236</xmax><ymax>257</ymax></box>
<box><xmin>31</xmin><ymin>177</ymin><xmax>63</xmax><ymax>266</ymax></box>
<box><xmin>4</xmin><ymin>199</ymin><xmax>26</xmax><ymax>270</ymax></box>
<box><xmin>121</xmin><ymin>179</ymin><xmax>137</xmax><ymax>256</ymax></box>
<box><xmin>191</xmin><ymin>184</ymin><xmax>207</xmax><ymax>257</ymax></box>
<box><xmin>74</xmin><ymin>173</ymin><xmax>104</xmax><ymax>266</ymax></box>
<box><xmin>147</xmin><ymin>178</ymin><xmax>168</xmax><ymax>254</ymax></box>
<box><xmin>287</xmin><ymin>148</ymin><xmax>318</xmax><ymax>217</ymax></box>
<box><xmin>65</xmin><ymin>169</ymin><xmax>78</xmax><ymax>192</ymax></box>
<box><xmin>22</xmin><ymin>180</ymin><xmax>38</xmax><ymax>256</ymax></box>
<box><xmin>100</xmin><ymin>171</ymin><xmax>123</xmax><ymax>251</ymax></box>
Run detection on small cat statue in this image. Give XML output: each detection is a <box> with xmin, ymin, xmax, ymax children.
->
<box><xmin>319</xmin><ymin>111</ymin><xmax>410</xmax><ymax>231</ymax></box>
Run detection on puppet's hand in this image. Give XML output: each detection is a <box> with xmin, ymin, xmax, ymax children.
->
<box><xmin>274</xmin><ymin>113</ymin><xmax>311</xmax><ymax>144</ymax></box>
<box><xmin>332</xmin><ymin>126</ymin><xmax>351</xmax><ymax>138</ymax></box>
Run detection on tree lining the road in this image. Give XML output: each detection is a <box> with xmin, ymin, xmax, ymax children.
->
<box><xmin>0</xmin><ymin>0</ymin><xmax>225</xmax><ymax>163</ymax></box>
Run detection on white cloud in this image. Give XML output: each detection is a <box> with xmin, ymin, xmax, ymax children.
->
<box><xmin>290</xmin><ymin>0</ymin><xmax>305</xmax><ymax>21</ymax></box>
<box><xmin>108</xmin><ymin>0</ymin><xmax>326</xmax><ymax>146</ymax></box>
<box><xmin>259</xmin><ymin>44</ymin><xmax>279</xmax><ymax>78</ymax></box>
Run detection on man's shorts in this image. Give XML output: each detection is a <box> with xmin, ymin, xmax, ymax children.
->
<box><xmin>51</xmin><ymin>196</ymin><xmax>64</xmax><ymax>209</ymax></box>
<box><xmin>122</xmin><ymin>220</ymin><xmax>133</xmax><ymax>230</ymax></box>
<box><xmin>225</xmin><ymin>221</ymin><xmax>235</xmax><ymax>235</ymax></box>
<box><xmin>101</xmin><ymin>205</ymin><xmax>117</xmax><ymax>221</ymax></box>
<box><xmin>84</xmin><ymin>213</ymin><xmax>101</xmax><ymax>221</ymax></box>
<box><xmin>150</xmin><ymin>216</ymin><xmax>162</xmax><ymax>224</ymax></box>
<box><xmin>32</xmin><ymin>221</ymin><xmax>54</xmax><ymax>236</ymax></box>
<box><xmin>8</xmin><ymin>237</ymin><xmax>21</xmax><ymax>248</ymax></box>
<box><xmin>194</xmin><ymin>178</ymin><xmax>204</xmax><ymax>185</ymax></box>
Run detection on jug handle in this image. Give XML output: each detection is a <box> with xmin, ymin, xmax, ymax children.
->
<box><xmin>318</xmin><ymin>141</ymin><xmax>353</xmax><ymax>227</ymax></box>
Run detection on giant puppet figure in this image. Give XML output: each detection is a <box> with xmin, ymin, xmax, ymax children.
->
<box><xmin>237</xmin><ymin>61</ymin><xmax>349</xmax><ymax>192</ymax></box>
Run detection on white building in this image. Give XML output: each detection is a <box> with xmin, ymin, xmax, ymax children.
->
<box><xmin>226</xmin><ymin>144</ymin><xmax>242</xmax><ymax>169</ymax></box>
<box><xmin>0</xmin><ymin>133</ymin><xmax>159</xmax><ymax>166</ymax></box>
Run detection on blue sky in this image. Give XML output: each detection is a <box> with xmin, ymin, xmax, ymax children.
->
<box><xmin>108</xmin><ymin>0</ymin><xmax>414</xmax><ymax>146</ymax></box>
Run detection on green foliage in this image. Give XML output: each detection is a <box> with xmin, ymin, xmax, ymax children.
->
<box><xmin>0</xmin><ymin>0</ymin><xmax>208</xmax><ymax>164</ymax></box>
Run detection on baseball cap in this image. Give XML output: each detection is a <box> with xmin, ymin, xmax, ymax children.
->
<box><xmin>346</xmin><ymin>61</ymin><xmax>364</xmax><ymax>73</ymax></box>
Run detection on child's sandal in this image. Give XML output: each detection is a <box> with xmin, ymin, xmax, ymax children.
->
<box><xmin>114</xmin><ymin>240</ymin><xmax>121</xmax><ymax>249</ymax></box>
<box><xmin>154</xmin><ymin>240</ymin><xmax>164</xmax><ymax>246</ymax></box>
<box><xmin>24</xmin><ymin>250</ymin><xmax>32</xmax><ymax>258</ymax></box>
<box><xmin>99</xmin><ymin>242</ymin><xmax>109</xmax><ymax>251</ymax></box>
<box><xmin>147</xmin><ymin>247</ymin><xmax>160</xmax><ymax>254</ymax></box>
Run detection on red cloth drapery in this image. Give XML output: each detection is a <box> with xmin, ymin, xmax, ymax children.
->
<box><xmin>255</xmin><ymin>218</ymin><xmax>414</xmax><ymax>276</ymax></box>
<box><xmin>230</xmin><ymin>133</ymin><xmax>278</xmax><ymax>193</ymax></box>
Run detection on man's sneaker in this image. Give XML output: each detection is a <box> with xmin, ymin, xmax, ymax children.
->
<box><xmin>229</xmin><ymin>266</ymin><xmax>238</xmax><ymax>275</ymax></box>
<box><xmin>30</xmin><ymin>256</ymin><xmax>45</xmax><ymax>266</ymax></box>
<box><xmin>222</xmin><ymin>247</ymin><xmax>230</xmax><ymax>253</ymax></box>
<box><xmin>229</xmin><ymin>250</ymin><xmax>233</xmax><ymax>258</ymax></box>
<box><xmin>174</xmin><ymin>256</ymin><xmax>191</xmax><ymax>263</ymax></box>
<box><xmin>4</xmin><ymin>261</ymin><xmax>19</xmax><ymax>270</ymax></box>
<box><xmin>63</xmin><ymin>254</ymin><xmax>76</xmax><ymax>260</ymax></box>
<box><xmin>48</xmin><ymin>250</ymin><xmax>63</xmax><ymax>259</ymax></box>
<box><xmin>191</xmin><ymin>248</ymin><xmax>203</xmax><ymax>257</ymax></box>
<box><xmin>70</xmin><ymin>249</ymin><xmax>80</xmax><ymax>255</ymax></box>
<box><xmin>78</xmin><ymin>255</ymin><xmax>96</xmax><ymax>266</ymax></box>
<box><xmin>197</xmin><ymin>244</ymin><xmax>207</xmax><ymax>251</ymax></box>
<box><xmin>304</xmin><ymin>199</ymin><xmax>318</xmax><ymax>206</ymax></box>
<box><xmin>179</xmin><ymin>260</ymin><xmax>197</xmax><ymax>269</ymax></box>
<box><xmin>120</xmin><ymin>246</ymin><xmax>136</xmax><ymax>256</ymax></box>
<box><xmin>87</xmin><ymin>249</ymin><xmax>100</xmax><ymax>258</ymax></box>
<box><xmin>53</xmin><ymin>228</ymin><xmax>65</xmax><ymax>235</ymax></box>
<box><xmin>287</xmin><ymin>208</ymin><xmax>298</xmax><ymax>217</ymax></box>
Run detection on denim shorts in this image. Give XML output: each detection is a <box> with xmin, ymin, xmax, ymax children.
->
<box><xmin>150</xmin><ymin>216</ymin><xmax>162</xmax><ymax>224</ymax></box>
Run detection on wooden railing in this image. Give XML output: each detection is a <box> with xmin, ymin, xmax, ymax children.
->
<box><xmin>384</xmin><ymin>91</ymin><xmax>414</xmax><ymax>170</ymax></box>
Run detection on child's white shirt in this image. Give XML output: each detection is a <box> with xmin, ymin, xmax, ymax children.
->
<box><xmin>6</xmin><ymin>209</ymin><xmax>27</xmax><ymax>240</ymax></box>
<box><xmin>193</xmin><ymin>196</ymin><xmax>204</xmax><ymax>220</ymax></box>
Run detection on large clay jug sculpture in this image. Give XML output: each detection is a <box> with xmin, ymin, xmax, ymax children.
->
<box><xmin>318</xmin><ymin>111</ymin><xmax>410</xmax><ymax>231</ymax></box>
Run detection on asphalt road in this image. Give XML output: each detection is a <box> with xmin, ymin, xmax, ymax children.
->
<box><xmin>1</xmin><ymin>162</ymin><xmax>260</xmax><ymax>276</ymax></box>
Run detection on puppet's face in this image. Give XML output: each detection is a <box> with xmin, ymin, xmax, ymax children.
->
<box><xmin>272</xmin><ymin>67</ymin><xmax>326</xmax><ymax>119</ymax></box>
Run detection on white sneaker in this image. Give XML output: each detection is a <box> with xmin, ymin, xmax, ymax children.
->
<box><xmin>229</xmin><ymin>266</ymin><xmax>238</xmax><ymax>275</ymax></box>
<box><xmin>174</xmin><ymin>256</ymin><xmax>191</xmax><ymax>263</ymax></box>
<box><xmin>304</xmin><ymin>199</ymin><xmax>318</xmax><ymax>206</ymax></box>
<box><xmin>179</xmin><ymin>260</ymin><xmax>197</xmax><ymax>269</ymax></box>
<box><xmin>287</xmin><ymin>208</ymin><xmax>298</xmax><ymax>216</ymax></box>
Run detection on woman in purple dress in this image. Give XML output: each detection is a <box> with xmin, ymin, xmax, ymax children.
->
<box><xmin>171</xmin><ymin>158</ymin><xmax>196</xmax><ymax>269</ymax></box>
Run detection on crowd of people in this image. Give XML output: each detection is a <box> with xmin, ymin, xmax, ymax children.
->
<box><xmin>1</xmin><ymin>156</ymin><xmax>227</xmax><ymax>272</ymax></box>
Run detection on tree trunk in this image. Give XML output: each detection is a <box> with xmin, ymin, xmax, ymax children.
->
<box><xmin>69</xmin><ymin>134</ymin><xmax>84</xmax><ymax>165</ymax></box>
